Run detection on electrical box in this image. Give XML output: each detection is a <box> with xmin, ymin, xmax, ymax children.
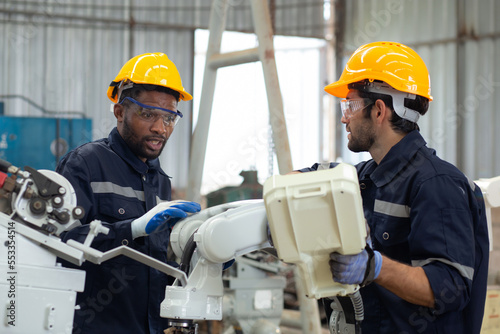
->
<box><xmin>0</xmin><ymin>116</ymin><xmax>92</xmax><ymax>171</ymax></box>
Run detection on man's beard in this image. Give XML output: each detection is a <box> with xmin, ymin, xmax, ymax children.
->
<box><xmin>347</xmin><ymin>121</ymin><xmax>375</xmax><ymax>153</ymax></box>
<box><xmin>121</xmin><ymin>117</ymin><xmax>167</xmax><ymax>161</ymax></box>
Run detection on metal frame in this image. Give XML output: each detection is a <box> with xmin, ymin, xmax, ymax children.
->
<box><xmin>187</xmin><ymin>0</ymin><xmax>293</xmax><ymax>203</ymax></box>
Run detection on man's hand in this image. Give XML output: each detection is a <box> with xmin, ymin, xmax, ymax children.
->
<box><xmin>329</xmin><ymin>245</ymin><xmax>382</xmax><ymax>286</ymax></box>
<box><xmin>131</xmin><ymin>200</ymin><xmax>201</xmax><ymax>239</ymax></box>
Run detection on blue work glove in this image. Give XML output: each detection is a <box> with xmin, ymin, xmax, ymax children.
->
<box><xmin>131</xmin><ymin>200</ymin><xmax>201</xmax><ymax>239</ymax></box>
<box><xmin>329</xmin><ymin>245</ymin><xmax>383</xmax><ymax>287</ymax></box>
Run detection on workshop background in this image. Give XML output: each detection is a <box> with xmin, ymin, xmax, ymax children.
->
<box><xmin>0</xmin><ymin>0</ymin><xmax>499</xmax><ymax>333</ymax></box>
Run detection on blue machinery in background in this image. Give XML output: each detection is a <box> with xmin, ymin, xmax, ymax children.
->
<box><xmin>0</xmin><ymin>115</ymin><xmax>92</xmax><ymax>171</ymax></box>
<box><xmin>0</xmin><ymin>97</ymin><xmax>92</xmax><ymax>171</ymax></box>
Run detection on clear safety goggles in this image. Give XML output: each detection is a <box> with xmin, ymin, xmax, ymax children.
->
<box><xmin>120</xmin><ymin>97</ymin><xmax>183</xmax><ymax>127</ymax></box>
<box><xmin>340</xmin><ymin>98</ymin><xmax>373</xmax><ymax>120</ymax></box>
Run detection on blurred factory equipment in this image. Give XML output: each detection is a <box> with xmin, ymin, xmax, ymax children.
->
<box><xmin>206</xmin><ymin>170</ymin><xmax>263</xmax><ymax>208</ymax></box>
<box><xmin>0</xmin><ymin>96</ymin><xmax>91</xmax><ymax>171</ymax></box>
<box><xmin>0</xmin><ymin>116</ymin><xmax>91</xmax><ymax>171</ymax></box>
<box><xmin>221</xmin><ymin>252</ymin><xmax>287</xmax><ymax>334</ymax></box>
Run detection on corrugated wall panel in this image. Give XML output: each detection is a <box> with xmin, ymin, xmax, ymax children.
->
<box><xmin>343</xmin><ymin>0</ymin><xmax>457</xmax><ymax>51</ymax></box>
<box><xmin>460</xmin><ymin>0</ymin><xmax>500</xmax><ymax>179</ymax></box>
<box><xmin>175</xmin><ymin>0</ymin><xmax>326</xmax><ymax>38</ymax></box>
<box><xmin>415</xmin><ymin>42</ymin><xmax>458</xmax><ymax>166</ymax></box>
<box><xmin>462</xmin><ymin>38</ymin><xmax>500</xmax><ymax>179</ymax></box>
<box><xmin>274</xmin><ymin>0</ymin><xmax>326</xmax><ymax>37</ymax></box>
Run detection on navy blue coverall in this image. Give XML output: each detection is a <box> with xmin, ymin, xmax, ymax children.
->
<box><xmin>301</xmin><ymin>130</ymin><xmax>489</xmax><ymax>334</ymax></box>
<box><xmin>57</xmin><ymin>127</ymin><xmax>174</xmax><ymax>334</ymax></box>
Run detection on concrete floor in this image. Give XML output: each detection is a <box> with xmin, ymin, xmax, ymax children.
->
<box><xmin>481</xmin><ymin>287</ymin><xmax>500</xmax><ymax>334</ymax></box>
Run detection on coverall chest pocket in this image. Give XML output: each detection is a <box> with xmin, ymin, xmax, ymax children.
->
<box><xmin>372</xmin><ymin>214</ymin><xmax>411</xmax><ymax>261</ymax></box>
<box><xmin>98</xmin><ymin>195</ymin><xmax>145</xmax><ymax>222</ymax></box>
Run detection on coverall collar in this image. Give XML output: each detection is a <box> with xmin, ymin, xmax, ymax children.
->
<box><xmin>108</xmin><ymin>127</ymin><xmax>163</xmax><ymax>175</ymax></box>
<box><xmin>370</xmin><ymin>130</ymin><xmax>428</xmax><ymax>187</ymax></box>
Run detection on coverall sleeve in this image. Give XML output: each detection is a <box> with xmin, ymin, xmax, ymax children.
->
<box><xmin>56</xmin><ymin>152</ymin><xmax>135</xmax><ymax>250</ymax></box>
<box><xmin>409</xmin><ymin>174</ymin><xmax>475</xmax><ymax>314</ymax></box>
<box><xmin>298</xmin><ymin>162</ymin><xmax>340</xmax><ymax>172</ymax></box>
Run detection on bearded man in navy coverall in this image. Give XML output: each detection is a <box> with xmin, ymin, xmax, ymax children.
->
<box><xmin>57</xmin><ymin>53</ymin><xmax>200</xmax><ymax>334</ymax></box>
<box><xmin>296</xmin><ymin>42</ymin><xmax>489</xmax><ymax>333</ymax></box>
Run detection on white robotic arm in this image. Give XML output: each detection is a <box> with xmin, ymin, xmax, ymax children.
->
<box><xmin>195</xmin><ymin>201</ymin><xmax>271</xmax><ymax>263</ymax></box>
<box><xmin>162</xmin><ymin>163</ymin><xmax>368</xmax><ymax>334</ymax></box>
<box><xmin>161</xmin><ymin>201</ymin><xmax>270</xmax><ymax>331</ymax></box>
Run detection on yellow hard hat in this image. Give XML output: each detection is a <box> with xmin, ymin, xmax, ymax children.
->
<box><xmin>325</xmin><ymin>41</ymin><xmax>432</xmax><ymax>101</ymax></box>
<box><xmin>107</xmin><ymin>52</ymin><xmax>193</xmax><ymax>103</ymax></box>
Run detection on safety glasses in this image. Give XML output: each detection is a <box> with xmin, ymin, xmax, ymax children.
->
<box><xmin>120</xmin><ymin>97</ymin><xmax>183</xmax><ymax>127</ymax></box>
<box><xmin>340</xmin><ymin>98</ymin><xmax>373</xmax><ymax>120</ymax></box>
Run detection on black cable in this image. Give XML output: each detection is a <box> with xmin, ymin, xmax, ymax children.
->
<box><xmin>0</xmin><ymin>159</ymin><xmax>12</xmax><ymax>173</ymax></box>
<box><xmin>179</xmin><ymin>232</ymin><xmax>197</xmax><ymax>274</ymax></box>
<box><xmin>350</xmin><ymin>291</ymin><xmax>364</xmax><ymax>334</ymax></box>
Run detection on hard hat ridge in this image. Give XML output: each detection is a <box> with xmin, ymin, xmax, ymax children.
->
<box><xmin>325</xmin><ymin>41</ymin><xmax>432</xmax><ymax>101</ymax></box>
<box><xmin>107</xmin><ymin>52</ymin><xmax>193</xmax><ymax>103</ymax></box>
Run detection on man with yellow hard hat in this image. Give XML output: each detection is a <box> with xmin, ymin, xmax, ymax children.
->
<box><xmin>299</xmin><ymin>42</ymin><xmax>489</xmax><ymax>333</ymax></box>
<box><xmin>57</xmin><ymin>53</ymin><xmax>200</xmax><ymax>334</ymax></box>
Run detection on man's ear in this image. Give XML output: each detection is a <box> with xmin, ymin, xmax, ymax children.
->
<box><xmin>373</xmin><ymin>99</ymin><xmax>388</xmax><ymax>124</ymax></box>
<box><xmin>114</xmin><ymin>103</ymin><xmax>125</xmax><ymax>122</ymax></box>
